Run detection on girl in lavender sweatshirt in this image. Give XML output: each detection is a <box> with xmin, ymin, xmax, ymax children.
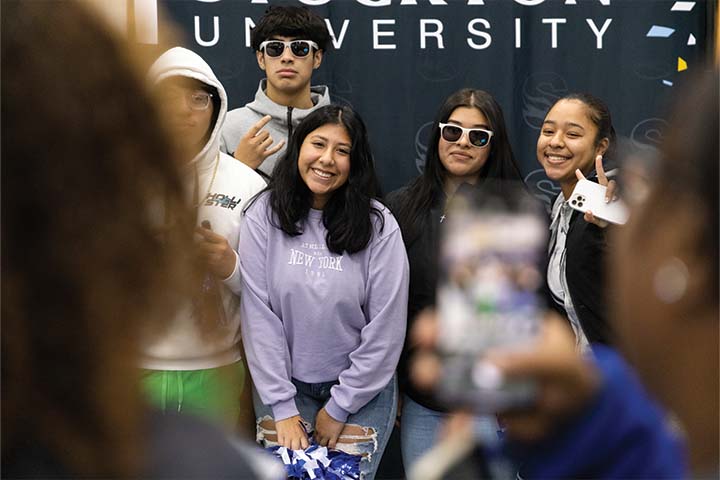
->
<box><xmin>239</xmin><ymin>105</ymin><xmax>409</xmax><ymax>479</ymax></box>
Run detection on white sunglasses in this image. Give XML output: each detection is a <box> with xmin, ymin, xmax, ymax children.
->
<box><xmin>439</xmin><ymin>123</ymin><xmax>494</xmax><ymax>148</ymax></box>
<box><xmin>259</xmin><ymin>40</ymin><xmax>319</xmax><ymax>58</ymax></box>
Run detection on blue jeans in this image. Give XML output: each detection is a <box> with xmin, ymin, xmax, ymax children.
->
<box><xmin>400</xmin><ymin>394</ymin><xmax>447</xmax><ymax>471</ymax></box>
<box><xmin>253</xmin><ymin>376</ymin><xmax>397</xmax><ymax>480</ymax></box>
<box><xmin>400</xmin><ymin>395</ymin><xmax>503</xmax><ymax>472</ymax></box>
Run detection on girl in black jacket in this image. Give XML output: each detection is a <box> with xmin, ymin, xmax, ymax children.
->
<box><xmin>537</xmin><ymin>93</ymin><xmax>618</xmax><ymax>348</ymax></box>
<box><xmin>387</xmin><ymin>88</ymin><xmax>524</xmax><ymax>471</ymax></box>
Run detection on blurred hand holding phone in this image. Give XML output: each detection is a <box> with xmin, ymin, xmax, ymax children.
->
<box><xmin>436</xmin><ymin>183</ymin><xmax>547</xmax><ymax>413</ymax></box>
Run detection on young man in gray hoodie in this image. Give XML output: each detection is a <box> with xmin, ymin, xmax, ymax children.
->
<box><xmin>220</xmin><ymin>6</ymin><xmax>332</xmax><ymax>179</ymax></box>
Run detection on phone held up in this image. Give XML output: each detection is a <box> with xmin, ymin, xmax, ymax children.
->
<box><xmin>568</xmin><ymin>179</ymin><xmax>629</xmax><ymax>225</ymax></box>
<box><xmin>436</xmin><ymin>183</ymin><xmax>547</xmax><ymax>413</ymax></box>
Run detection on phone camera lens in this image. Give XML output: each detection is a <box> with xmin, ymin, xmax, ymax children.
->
<box><xmin>578</xmin><ymin>202</ymin><xmax>584</xmax><ymax>208</ymax></box>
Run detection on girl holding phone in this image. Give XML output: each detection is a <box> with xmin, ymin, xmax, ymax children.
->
<box><xmin>537</xmin><ymin>93</ymin><xmax>618</xmax><ymax>349</ymax></box>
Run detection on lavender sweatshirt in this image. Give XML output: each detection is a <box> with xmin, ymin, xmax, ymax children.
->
<box><xmin>239</xmin><ymin>193</ymin><xmax>409</xmax><ymax>423</ymax></box>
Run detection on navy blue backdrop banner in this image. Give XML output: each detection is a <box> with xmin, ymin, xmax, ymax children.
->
<box><xmin>137</xmin><ymin>0</ymin><xmax>714</xmax><ymax>202</ymax></box>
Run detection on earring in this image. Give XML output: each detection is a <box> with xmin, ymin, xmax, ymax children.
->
<box><xmin>653</xmin><ymin>257</ymin><xmax>689</xmax><ymax>304</ymax></box>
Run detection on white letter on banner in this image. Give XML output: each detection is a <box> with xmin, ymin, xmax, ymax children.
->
<box><xmin>586</xmin><ymin>18</ymin><xmax>612</xmax><ymax>49</ymax></box>
<box><xmin>542</xmin><ymin>18</ymin><xmax>566</xmax><ymax>49</ymax></box>
<box><xmin>467</xmin><ymin>19</ymin><xmax>491</xmax><ymax>50</ymax></box>
<box><xmin>357</xmin><ymin>0</ymin><xmax>392</xmax><ymax>6</ymax></box>
<box><xmin>195</xmin><ymin>16</ymin><xmax>219</xmax><ymax>47</ymax></box>
<box><xmin>373</xmin><ymin>19</ymin><xmax>396</xmax><ymax>49</ymax></box>
<box><xmin>325</xmin><ymin>19</ymin><xmax>350</xmax><ymax>49</ymax></box>
<box><xmin>514</xmin><ymin>0</ymin><xmax>545</xmax><ymax>5</ymax></box>
<box><xmin>468</xmin><ymin>0</ymin><xmax>486</xmax><ymax>5</ymax></box>
<box><xmin>420</xmin><ymin>19</ymin><xmax>444</xmax><ymax>49</ymax></box>
<box><xmin>399</xmin><ymin>0</ymin><xmax>448</xmax><ymax>5</ymax></box>
<box><xmin>515</xmin><ymin>17</ymin><xmax>521</xmax><ymax>48</ymax></box>
<box><xmin>565</xmin><ymin>0</ymin><xmax>610</xmax><ymax>4</ymax></box>
<box><xmin>250</xmin><ymin>0</ymin><xmax>269</xmax><ymax>3</ymax></box>
<box><xmin>245</xmin><ymin>17</ymin><xmax>255</xmax><ymax>48</ymax></box>
<box><xmin>299</xmin><ymin>0</ymin><xmax>331</xmax><ymax>5</ymax></box>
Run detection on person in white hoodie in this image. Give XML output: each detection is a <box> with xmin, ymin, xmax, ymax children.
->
<box><xmin>143</xmin><ymin>47</ymin><xmax>266</xmax><ymax>431</ymax></box>
<box><xmin>220</xmin><ymin>5</ymin><xmax>332</xmax><ymax>179</ymax></box>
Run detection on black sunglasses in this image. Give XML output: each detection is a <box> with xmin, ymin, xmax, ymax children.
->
<box><xmin>439</xmin><ymin>123</ymin><xmax>494</xmax><ymax>148</ymax></box>
<box><xmin>259</xmin><ymin>40</ymin><xmax>319</xmax><ymax>58</ymax></box>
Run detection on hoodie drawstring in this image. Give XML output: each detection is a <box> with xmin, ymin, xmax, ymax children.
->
<box><xmin>286</xmin><ymin>106</ymin><xmax>294</xmax><ymax>145</ymax></box>
<box><xmin>176</xmin><ymin>370</ymin><xmax>184</xmax><ymax>413</ymax></box>
<box><xmin>159</xmin><ymin>371</ymin><xmax>185</xmax><ymax>414</ymax></box>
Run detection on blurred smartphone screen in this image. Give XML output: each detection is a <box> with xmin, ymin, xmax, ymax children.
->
<box><xmin>437</xmin><ymin>183</ymin><xmax>547</xmax><ymax>413</ymax></box>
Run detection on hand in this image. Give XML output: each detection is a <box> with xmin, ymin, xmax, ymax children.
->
<box><xmin>409</xmin><ymin>309</ymin><xmax>599</xmax><ymax>443</ymax></box>
<box><xmin>314</xmin><ymin>408</ymin><xmax>345</xmax><ymax>449</ymax></box>
<box><xmin>438</xmin><ymin>410</ymin><xmax>474</xmax><ymax>443</ymax></box>
<box><xmin>409</xmin><ymin>308</ymin><xmax>442</xmax><ymax>391</ymax></box>
<box><xmin>275</xmin><ymin>415</ymin><xmax>310</xmax><ymax>450</ymax></box>
<box><xmin>195</xmin><ymin>223</ymin><xmax>236</xmax><ymax>279</ymax></box>
<box><xmin>489</xmin><ymin>315</ymin><xmax>600</xmax><ymax>442</ymax></box>
<box><xmin>575</xmin><ymin>155</ymin><xmax>618</xmax><ymax>228</ymax></box>
<box><xmin>233</xmin><ymin>115</ymin><xmax>285</xmax><ymax>170</ymax></box>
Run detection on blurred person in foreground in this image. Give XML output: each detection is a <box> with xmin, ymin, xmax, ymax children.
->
<box><xmin>1</xmin><ymin>1</ymin><xmax>282</xmax><ymax>478</ymax></box>
<box><xmin>411</xmin><ymin>67</ymin><xmax>718</xmax><ymax>478</ymax></box>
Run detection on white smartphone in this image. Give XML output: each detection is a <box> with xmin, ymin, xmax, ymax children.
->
<box><xmin>569</xmin><ymin>179</ymin><xmax>629</xmax><ymax>225</ymax></box>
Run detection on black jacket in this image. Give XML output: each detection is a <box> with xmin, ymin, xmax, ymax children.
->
<box><xmin>549</xmin><ymin>196</ymin><xmax>613</xmax><ymax>345</ymax></box>
<box><xmin>387</xmin><ymin>180</ymin><xmax>542</xmax><ymax>411</ymax></box>
<box><xmin>387</xmin><ymin>186</ymin><xmax>447</xmax><ymax>411</ymax></box>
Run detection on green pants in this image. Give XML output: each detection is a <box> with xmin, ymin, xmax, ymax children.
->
<box><xmin>141</xmin><ymin>361</ymin><xmax>245</xmax><ymax>429</ymax></box>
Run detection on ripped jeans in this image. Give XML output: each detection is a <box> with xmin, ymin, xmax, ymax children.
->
<box><xmin>253</xmin><ymin>376</ymin><xmax>397</xmax><ymax>480</ymax></box>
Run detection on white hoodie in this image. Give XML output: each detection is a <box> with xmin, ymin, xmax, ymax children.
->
<box><xmin>142</xmin><ymin>47</ymin><xmax>266</xmax><ymax>370</ymax></box>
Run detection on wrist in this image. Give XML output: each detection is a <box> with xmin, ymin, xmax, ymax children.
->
<box><xmin>234</xmin><ymin>149</ymin><xmax>261</xmax><ymax>169</ymax></box>
<box><xmin>324</xmin><ymin>398</ymin><xmax>350</xmax><ymax>423</ymax></box>
<box><xmin>276</xmin><ymin>414</ymin><xmax>301</xmax><ymax>425</ymax></box>
<box><xmin>217</xmin><ymin>249</ymin><xmax>236</xmax><ymax>278</ymax></box>
<box><xmin>574</xmin><ymin>357</ymin><xmax>601</xmax><ymax>411</ymax></box>
<box><xmin>271</xmin><ymin>398</ymin><xmax>300</xmax><ymax>421</ymax></box>
<box><xmin>220</xmin><ymin>250</ymin><xmax>239</xmax><ymax>282</ymax></box>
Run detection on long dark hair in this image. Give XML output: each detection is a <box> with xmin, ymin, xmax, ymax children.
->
<box><xmin>263</xmin><ymin>104</ymin><xmax>383</xmax><ymax>254</ymax></box>
<box><xmin>391</xmin><ymin>89</ymin><xmax>522</xmax><ymax>244</ymax></box>
<box><xmin>2</xmin><ymin>1</ymin><xmax>192</xmax><ymax>477</ymax></box>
